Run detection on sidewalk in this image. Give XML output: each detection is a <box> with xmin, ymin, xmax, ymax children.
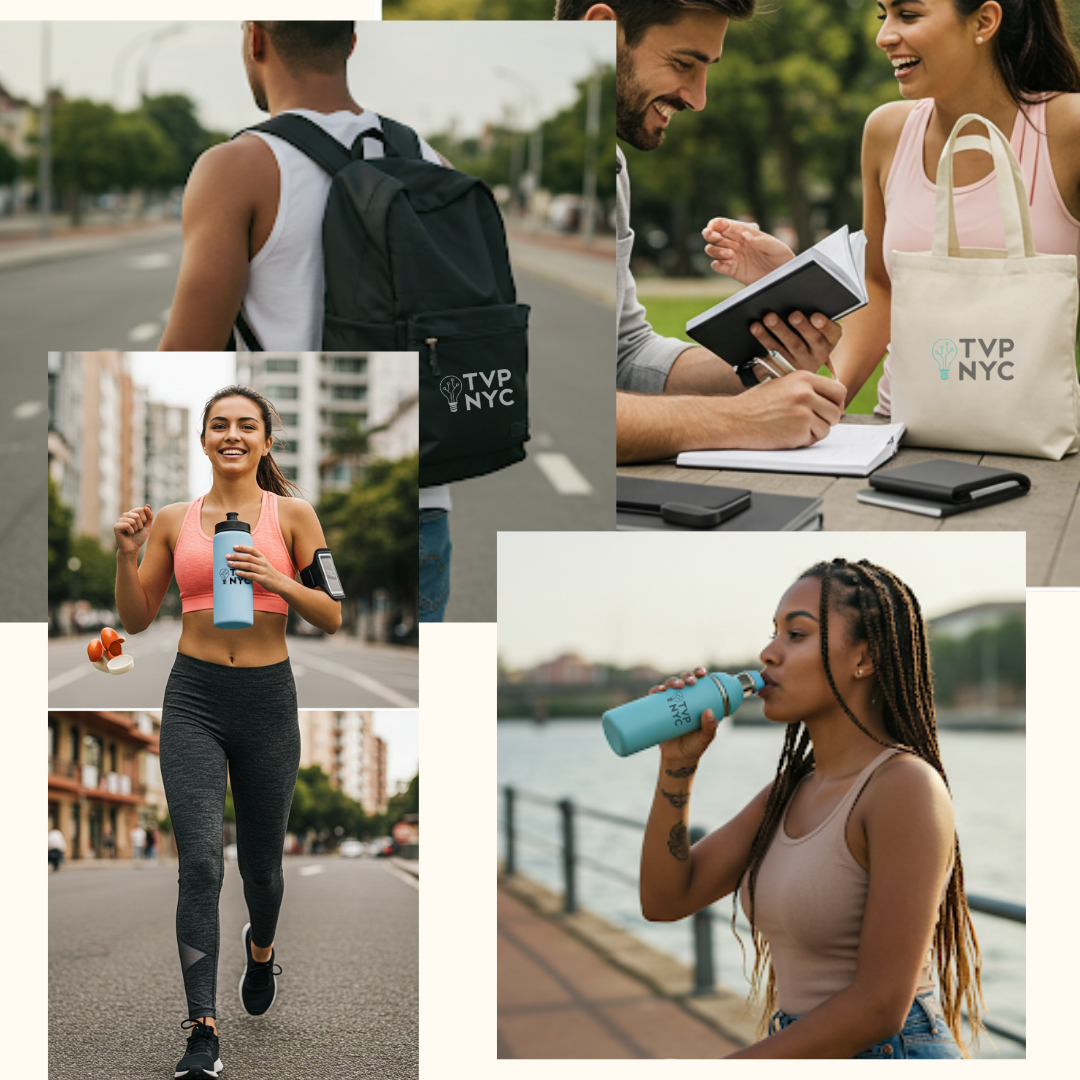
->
<box><xmin>499</xmin><ymin>872</ymin><xmax>755</xmax><ymax>1059</ymax></box>
<box><xmin>0</xmin><ymin>219</ymin><xmax>181</xmax><ymax>272</ymax></box>
<box><xmin>507</xmin><ymin>227</ymin><xmax>615</xmax><ymax>309</ymax></box>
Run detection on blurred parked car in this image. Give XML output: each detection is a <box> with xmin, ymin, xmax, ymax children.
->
<box><xmin>368</xmin><ymin>838</ymin><xmax>394</xmax><ymax>857</ymax></box>
<box><xmin>339</xmin><ymin>839</ymin><xmax>364</xmax><ymax>858</ymax></box>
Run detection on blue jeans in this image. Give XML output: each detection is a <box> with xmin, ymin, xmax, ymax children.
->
<box><xmin>419</xmin><ymin>509</ymin><xmax>451</xmax><ymax>623</ymax></box>
<box><xmin>769</xmin><ymin>991</ymin><xmax>962</xmax><ymax>1058</ymax></box>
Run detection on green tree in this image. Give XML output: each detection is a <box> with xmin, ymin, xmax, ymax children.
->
<box><xmin>139</xmin><ymin>93</ymin><xmax>213</xmax><ymax>186</ymax></box>
<box><xmin>539</xmin><ymin>65</ymin><xmax>615</xmax><ymax>201</ymax></box>
<box><xmin>69</xmin><ymin>534</ymin><xmax>119</xmax><ymax>609</ymax></box>
<box><xmin>288</xmin><ymin>765</ymin><xmax>368</xmax><ymax>844</ymax></box>
<box><xmin>48</xmin><ymin>476</ymin><xmax>73</xmax><ymax>610</ymax></box>
<box><xmin>111</xmin><ymin>109</ymin><xmax>180</xmax><ymax>193</ymax></box>
<box><xmin>386</xmin><ymin>773</ymin><xmax>419</xmax><ymax>820</ymax></box>
<box><xmin>317</xmin><ymin>453</ymin><xmax>419</xmax><ymax>626</ymax></box>
<box><xmin>0</xmin><ymin>140</ymin><xmax>17</xmax><ymax>188</ymax></box>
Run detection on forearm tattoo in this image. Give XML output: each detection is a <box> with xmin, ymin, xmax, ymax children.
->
<box><xmin>665</xmin><ymin>764</ymin><xmax>697</xmax><ymax>779</ymax></box>
<box><xmin>660</xmin><ymin>788</ymin><xmax>689</xmax><ymax>809</ymax></box>
<box><xmin>668</xmin><ymin>822</ymin><xmax>690</xmax><ymax>861</ymax></box>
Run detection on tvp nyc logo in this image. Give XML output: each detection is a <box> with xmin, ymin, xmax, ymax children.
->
<box><xmin>932</xmin><ymin>338</ymin><xmax>1015</xmax><ymax>382</ymax></box>
<box><xmin>219</xmin><ymin>566</ymin><xmax>246</xmax><ymax>587</ymax></box>
<box><xmin>440</xmin><ymin>370</ymin><xmax>516</xmax><ymax>413</ymax></box>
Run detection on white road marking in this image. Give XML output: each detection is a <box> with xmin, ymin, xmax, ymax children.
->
<box><xmin>383</xmin><ymin>864</ymin><xmax>419</xmax><ymax>890</ymax></box>
<box><xmin>129</xmin><ymin>252</ymin><xmax>171</xmax><ymax>269</ymax></box>
<box><xmin>13</xmin><ymin>400</ymin><xmax>44</xmax><ymax>419</ymax></box>
<box><xmin>48</xmin><ymin>665</ymin><xmax>93</xmax><ymax>692</ymax></box>
<box><xmin>532</xmin><ymin>431</ymin><xmax>555</xmax><ymax>449</ymax></box>
<box><xmin>534</xmin><ymin>452</ymin><xmax>594</xmax><ymax>495</ymax></box>
<box><xmin>297</xmin><ymin>865</ymin><xmax>325</xmax><ymax>877</ymax></box>
<box><xmin>291</xmin><ymin>651</ymin><xmax>417</xmax><ymax>707</ymax></box>
<box><xmin>128</xmin><ymin>322</ymin><xmax>161</xmax><ymax>342</ymax></box>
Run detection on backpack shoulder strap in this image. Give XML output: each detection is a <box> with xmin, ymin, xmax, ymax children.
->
<box><xmin>377</xmin><ymin>115</ymin><xmax>424</xmax><ymax>160</ymax></box>
<box><xmin>240</xmin><ymin>114</ymin><xmax>352</xmax><ymax>175</ymax></box>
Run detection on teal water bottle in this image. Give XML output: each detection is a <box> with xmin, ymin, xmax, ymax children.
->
<box><xmin>213</xmin><ymin>512</ymin><xmax>254</xmax><ymax>629</ymax></box>
<box><xmin>602</xmin><ymin>671</ymin><xmax>764</xmax><ymax>757</ymax></box>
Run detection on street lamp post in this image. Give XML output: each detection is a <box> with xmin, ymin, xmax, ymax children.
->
<box><xmin>581</xmin><ymin>64</ymin><xmax>602</xmax><ymax>244</ymax></box>
<box><xmin>495</xmin><ymin>67</ymin><xmax>543</xmax><ymax>217</ymax></box>
<box><xmin>39</xmin><ymin>21</ymin><xmax>51</xmax><ymax>240</ymax></box>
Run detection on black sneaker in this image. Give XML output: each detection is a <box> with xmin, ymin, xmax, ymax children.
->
<box><xmin>238</xmin><ymin>922</ymin><xmax>281</xmax><ymax>1016</ymax></box>
<box><xmin>175</xmin><ymin>1019</ymin><xmax>222</xmax><ymax>1078</ymax></box>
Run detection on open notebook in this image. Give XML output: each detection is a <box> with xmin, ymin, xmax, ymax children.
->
<box><xmin>676</xmin><ymin>423</ymin><xmax>906</xmax><ymax>477</ymax></box>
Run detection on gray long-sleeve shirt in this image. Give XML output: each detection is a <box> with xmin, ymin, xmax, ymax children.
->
<box><xmin>616</xmin><ymin>145</ymin><xmax>689</xmax><ymax>393</ymax></box>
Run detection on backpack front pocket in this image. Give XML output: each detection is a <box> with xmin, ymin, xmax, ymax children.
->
<box><xmin>412</xmin><ymin>303</ymin><xmax>530</xmax><ymax>485</ymax></box>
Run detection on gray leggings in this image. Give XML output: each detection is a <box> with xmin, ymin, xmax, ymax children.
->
<box><xmin>159</xmin><ymin>653</ymin><xmax>300</xmax><ymax>1020</ymax></box>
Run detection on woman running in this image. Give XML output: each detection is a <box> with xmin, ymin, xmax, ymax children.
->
<box><xmin>114</xmin><ymin>385</ymin><xmax>342</xmax><ymax>1079</ymax></box>
<box><xmin>639</xmin><ymin>558</ymin><xmax>984</xmax><ymax>1057</ymax></box>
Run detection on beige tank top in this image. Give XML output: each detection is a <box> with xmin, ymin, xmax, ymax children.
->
<box><xmin>739</xmin><ymin>747</ymin><xmax>940</xmax><ymax>1016</ymax></box>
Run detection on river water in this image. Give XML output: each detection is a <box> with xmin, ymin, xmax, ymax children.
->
<box><xmin>497</xmin><ymin>719</ymin><xmax>1025</xmax><ymax>1059</ymax></box>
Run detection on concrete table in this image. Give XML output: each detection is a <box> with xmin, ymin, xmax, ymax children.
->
<box><xmin>616</xmin><ymin>414</ymin><xmax>1080</xmax><ymax>586</ymax></box>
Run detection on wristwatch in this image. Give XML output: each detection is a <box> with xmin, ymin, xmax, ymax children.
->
<box><xmin>734</xmin><ymin>359</ymin><xmax>762</xmax><ymax>388</ymax></box>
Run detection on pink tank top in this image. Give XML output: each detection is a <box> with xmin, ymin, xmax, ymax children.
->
<box><xmin>740</xmin><ymin>748</ymin><xmax>943</xmax><ymax>1016</ymax></box>
<box><xmin>877</xmin><ymin>97</ymin><xmax>1080</xmax><ymax>414</ymax></box>
<box><xmin>173</xmin><ymin>489</ymin><xmax>297</xmax><ymax>616</ymax></box>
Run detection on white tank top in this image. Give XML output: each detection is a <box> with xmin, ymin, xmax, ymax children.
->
<box><xmin>245</xmin><ymin>108</ymin><xmax>450</xmax><ymax>509</ymax></box>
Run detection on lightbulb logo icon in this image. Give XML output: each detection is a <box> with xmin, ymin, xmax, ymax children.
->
<box><xmin>440</xmin><ymin>375</ymin><xmax>462</xmax><ymax>413</ymax></box>
<box><xmin>932</xmin><ymin>339</ymin><xmax>957</xmax><ymax>380</ymax></box>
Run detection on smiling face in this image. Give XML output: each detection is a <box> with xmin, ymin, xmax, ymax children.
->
<box><xmin>875</xmin><ymin>0</ymin><xmax>987</xmax><ymax>98</ymax></box>
<box><xmin>201</xmin><ymin>394</ymin><xmax>272</xmax><ymax>473</ymax></box>
<box><xmin>616</xmin><ymin>10</ymin><xmax>728</xmax><ymax>151</ymax></box>
<box><xmin>757</xmin><ymin>576</ymin><xmax>871</xmax><ymax>726</ymax></box>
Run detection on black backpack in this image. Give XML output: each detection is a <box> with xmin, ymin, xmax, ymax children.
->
<box><xmin>234</xmin><ymin>113</ymin><xmax>530</xmax><ymax>487</ymax></box>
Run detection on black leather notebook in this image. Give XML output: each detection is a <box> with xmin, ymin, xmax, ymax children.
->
<box><xmin>857</xmin><ymin>460</ymin><xmax>1030</xmax><ymax>518</ymax></box>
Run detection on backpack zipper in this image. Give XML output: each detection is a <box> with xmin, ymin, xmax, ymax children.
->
<box><xmin>425</xmin><ymin>337</ymin><xmax>440</xmax><ymax>375</ymax></box>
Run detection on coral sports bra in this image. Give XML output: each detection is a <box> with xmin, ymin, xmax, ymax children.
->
<box><xmin>173</xmin><ymin>490</ymin><xmax>297</xmax><ymax>616</ymax></box>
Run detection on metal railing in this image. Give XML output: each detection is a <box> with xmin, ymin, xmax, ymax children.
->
<box><xmin>500</xmin><ymin>785</ymin><xmax>1025</xmax><ymax>1048</ymax></box>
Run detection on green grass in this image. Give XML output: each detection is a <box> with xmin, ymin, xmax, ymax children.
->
<box><xmin>641</xmin><ymin>293</ymin><xmax>882</xmax><ymax>414</ymax></box>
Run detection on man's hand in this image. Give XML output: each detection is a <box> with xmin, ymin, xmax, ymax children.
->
<box><xmin>702</xmin><ymin>218</ymin><xmax>793</xmax><ymax>285</ymax></box>
<box><xmin>750</xmin><ymin>310</ymin><xmax>842</xmax><ymax>376</ymax></box>
<box><xmin>727</xmin><ymin>371</ymin><xmax>846</xmax><ymax>448</ymax></box>
<box><xmin>616</xmin><ymin>371</ymin><xmax>846</xmax><ymax>464</ymax></box>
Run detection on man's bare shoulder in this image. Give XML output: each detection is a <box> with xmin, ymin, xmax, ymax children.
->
<box><xmin>185</xmin><ymin>135</ymin><xmax>277</xmax><ymax>204</ymax></box>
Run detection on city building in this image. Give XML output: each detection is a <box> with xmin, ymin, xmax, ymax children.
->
<box><xmin>235</xmin><ymin>353</ymin><xmax>418</xmax><ymax>502</ymax></box>
<box><xmin>48</xmin><ymin>711</ymin><xmax>161</xmax><ymax>860</ymax></box>
<box><xmin>298</xmin><ymin>710</ymin><xmax>388</xmax><ymax>815</ymax></box>
<box><xmin>142</xmin><ymin>400</ymin><xmax>189</xmax><ymax>510</ymax></box>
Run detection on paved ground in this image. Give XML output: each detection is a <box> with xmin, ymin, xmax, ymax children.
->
<box><xmin>49</xmin><ymin>854</ymin><xmax>417</xmax><ymax>1080</ymax></box>
<box><xmin>48</xmin><ymin>620</ymin><xmax>418</xmax><ymax>709</ymax></box>
<box><xmin>498</xmin><ymin>884</ymin><xmax>741</xmax><ymax>1059</ymax></box>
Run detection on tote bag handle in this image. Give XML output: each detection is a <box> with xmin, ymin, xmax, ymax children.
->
<box><xmin>932</xmin><ymin>113</ymin><xmax>1035</xmax><ymax>260</ymax></box>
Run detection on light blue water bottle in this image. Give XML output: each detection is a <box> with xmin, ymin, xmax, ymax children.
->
<box><xmin>213</xmin><ymin>512</ymin><xmax>254</xmax><ymax>629</ymax></box>
<box><xmin>602</xmin><ymin>671</ymin><xmax>764</xmax><ymax>757</ymax></box>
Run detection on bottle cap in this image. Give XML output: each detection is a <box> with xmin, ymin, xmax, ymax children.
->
<box><xmin>215</xmin><ymin>512</ymin><xmax>251</xmax><ymax>534</ymax></box>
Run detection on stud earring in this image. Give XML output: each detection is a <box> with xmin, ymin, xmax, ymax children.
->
<box><xmin>975</xmin><ymin>35</ymin><xmax>983</xmax><ymax>43</ymax></box>
<box><xmin>856</xmin><ymin>669</ymin><xmax>863</xmax><ymax>677</ymax></box>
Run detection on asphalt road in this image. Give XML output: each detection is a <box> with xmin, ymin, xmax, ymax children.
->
<box><xmin>48</xmin><ymin>620</ymin><xmax>419</xmax><ymax>709</ymax></box>
<box><xmin>49</xmin><ymin>856</ymin><xmax>418</xmax><ymax>1080</ymax></box>
<box><xmin>0</xmin><ymin>225</ymin><xmax>183</xmax><ymax>350</ymax></box>
<box><xmin>444</xmin><ymin>272</ymin><xmax>614</xmax><ymax>622</ymax></box>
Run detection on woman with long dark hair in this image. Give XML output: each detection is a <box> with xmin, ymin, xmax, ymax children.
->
<box><xmin>639</xmin><ymin>558</ymin><xmax>984</xmax><ymax>1058</ymax></box>
<box><xmin>704</xmin><ymin>0</ymin><xmax>1080</xmax><ymax>409</ymax></box>
<box><xmin>114</xmin><ymin>385</ymin><xmax>342</xmax><ymax>1079</ymax></box>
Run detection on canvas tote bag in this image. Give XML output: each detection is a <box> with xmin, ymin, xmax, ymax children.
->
<box><xmin>890</xmin><ymin>113</ymin><xmax>1079</xmax><ymax>459</ymax></box>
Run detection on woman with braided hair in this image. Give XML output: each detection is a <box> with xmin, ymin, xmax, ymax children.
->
<box><xmin>639</xmin><ymin>557</ymin><xmax>984</xmax><ymax>1058</ymax></box>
